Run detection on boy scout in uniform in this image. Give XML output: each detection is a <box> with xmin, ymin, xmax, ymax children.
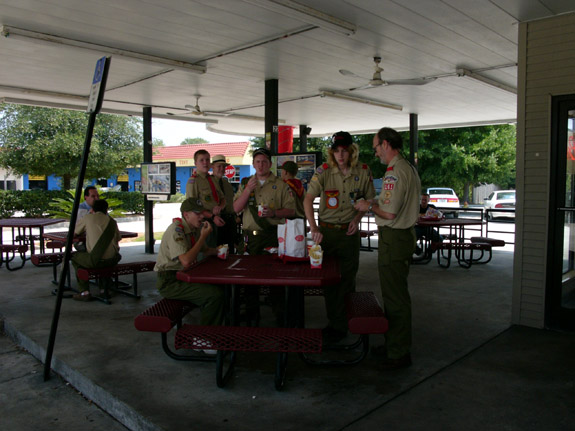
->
<box><xmin>355</xmin><ymin>127</ymin><xmax>421</xmax><ymax>369</ymax></box>
<box><xmin>72</xmin><ymin>199</ymin><xmax>122</xmax><ymax>301</ymax></box>
<box><xmin>304</xmin><ymin>131</ymin><xmax>375</xmax><ymax>343</ymax></box>
<box><xmin>154</xmin><ymin>198</ymin><xmax>224</xmax><ymax>327</ymax></box>
<box><xmin>233</xmin><ymin>147</ymin><xmax>296</xmax><ymax>254</ymax></box>
<box><xmin>185</xmin><ymin>149</ymin><xmax>226</xmax><ymax>232</ymax></box>
<box><xmin>234</xmin><ymin>147</ymin><xmax>296</xmax><ymax>325</ymax></box>
<box><xmin>280</xmin><ymin>160</ymin><xmax>306</xmax><ymax>219</ymax></box>
<box><xmin>211</xmin><ymin>154</ymin><xmax>238</xmax><ymax>254</ymax></box>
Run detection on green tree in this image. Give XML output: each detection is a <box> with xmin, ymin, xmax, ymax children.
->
<box><xmin>153</xmin><ymin>137</ymin><xmax>165</xmax><ymax>147</ymax></box>
<box><xmin>413</xmin><ymin>125</ymin><xmax>516</xmax><ymax>202</ymax></box>
<box><xmin>0</xmin><ymin>103</ymin><xmax>143</xmax><ymax>189</ymax></box>
<box><xmin>181</xmin><ymin>137</ymin><xmax>208</xmax><ymax>145</ymax></box>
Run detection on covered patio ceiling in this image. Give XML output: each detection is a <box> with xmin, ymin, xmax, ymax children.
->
<box><xmin>1</xmin><ymin>0</ymin><xmax>574</xmax><ymax>138</ymax></box>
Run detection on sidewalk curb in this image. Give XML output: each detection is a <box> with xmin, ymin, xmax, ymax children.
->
<box><xmin>2</xmin><ymin>318</ymin><xmax>162</xmax><ymax>431</ymax></box>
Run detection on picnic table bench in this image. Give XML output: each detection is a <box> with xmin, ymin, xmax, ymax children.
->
<box><xmin>30</xmin><ymin>252</ymin><xmax>71</xmax><ymax>288</ymax></box>
<box><xmin>0</xmin><ymin>244</ymin><xmax>28</xmax><ymax>271</ymax></box>
<box><xmin>77</xmin><ymin>260</ymin><xmax>155</xmax><ymax>303</ymax></box>
<box><xmin>175</xmin><ymin>325</ymin><xmax>322</xmax><ymax>390</ymax></box>
<box><xmin>436</xmin><ymin>236</ymin><xmax>505</xmax><ymax>268</ymax></box>
<box><xmin>300</xmin><ymin>291</ymin><xmax>389</xmax><ymax>366</ymax></box>
<box><xmin>133</xmin><ymin>298</ymin><xmax>216</xmax><ymax>362</ymax></box>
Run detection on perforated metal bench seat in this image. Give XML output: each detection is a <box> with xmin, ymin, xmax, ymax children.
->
<box><xmin>175</xmin><ymin>325</ymin><xmax>322</xmax><ymax>353</ymax></box>
<box><xmin>30</xmin><ymin>252</ymin><xmax>69</xmax><ymax>287</ymax></box>
<box><xmin>301</xmin><ymin>291</ymin><xmax>388</xmax><ymax>366</ymax></box>
<box><xmin>77</xmin><ymin>261</ymin><xmax>156</xmax><ymax>280</ymax></box>
<box><xmin>134</xmin><ymin>298</ymin><xmax>213</xmax><ymax>363</ymax></box>
<box><xmin>437</xmin><ymin>241</ymin><xmax>493</xmax><ymax>268</ymax></box>
<box><xmin>0</xmin><ymin>244</ymin><xmax>28</xmax><ymax>270</ymax></box>
<box><xmin>134</xmin><ymin>298</ymin><xmax>195</xmax><ymax>333</ymax></box>
<box><xmin>31</xmin><ymin>252</ymin><xmax>65</xmax><ymax>266</ymax></box>
<box><xmin>470</xmin><ymin>237</ymin><xmax>506</xmax><ymax>247</ymax></box>
<box><xmin>175</xmin><ymin>324</ymin><xmax>322</xmax><ymax>390</ymax></box>
<box><xmin>77</xmin><ymin>260</ymin><xmax>156</xmax><ymax>303</ymax></box>
<box><xmin>346</xmin><ymin>291</ymin><xmax>389</xmax><ymax>335</ymax></box>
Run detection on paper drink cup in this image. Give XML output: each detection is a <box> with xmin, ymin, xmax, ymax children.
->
<box><xmin>217</xmin><ymin>244</ymin><xmax>229</xmax><ymax>260</ymax></box>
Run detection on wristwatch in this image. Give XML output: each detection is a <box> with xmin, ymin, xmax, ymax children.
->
<box><xmin>368</xmin><ymin>203</ymin><xmax>373</xmax><ymax>212</ymax></box>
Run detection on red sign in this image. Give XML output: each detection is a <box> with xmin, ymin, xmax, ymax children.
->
<box><xmin>225</xmin><ymin>165</ymin><xmax>236</xmax><ymax>179</ymax></box>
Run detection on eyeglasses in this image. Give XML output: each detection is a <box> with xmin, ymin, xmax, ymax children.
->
<box><xmin>373</xmin><ymin>142</ymin><xmax>382</xmax><ymax>153</ymax></box>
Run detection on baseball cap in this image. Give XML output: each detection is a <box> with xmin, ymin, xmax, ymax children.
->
<box><xmin>252</xmin><ymin>147</ymin><xmax>272</xmax><ymax>160</ymax></box>
<box><xmin>180</xmin><ymin>198</ymin><xmax>204</xmax><ymax>213</ymax></box>
<box><xmin>281</xmin><ymin>161</ymin><xmax>298</xmax><ymax>176</ymax></box>
<box><xmin>331</xmin><ymin>131</ymin><xmax>353</xmax><ymax>149</ymax></box>
<box><xmin>211</xmin><ymin>154</ymin><xmax>228</xmax><ymax>165</ymax></box>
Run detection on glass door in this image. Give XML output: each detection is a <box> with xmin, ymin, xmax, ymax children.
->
<box><xmin>547</xmin><ymin>95</ymin><xmax>575</xmax><ymax>329</ymax></box>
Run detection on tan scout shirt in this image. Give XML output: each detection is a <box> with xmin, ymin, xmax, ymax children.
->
<box><xmin>376</xmin><ymin>154</ymin><xmax>421</xmax><ymax>229</ymax></box>
<box><xmin>154</xmin><ymin>217</ymin><xmax>206</xmax><ymax>272</ymax></box>
<box><xmin>185</xmin><ymin>171</ymin><xmax>224</xmax><ymax>211</ymax></box>
<box><xmin>74</xmin><ymin>212</ymin><xmax>121</xmax><ymax>260</ymax></box>
<box><xmin>217</xmin><ymin>176</ymin><xmax>235</xmax><ymax>214</ymax></box>
<box><xmin>307</xmin><ymin>163</ymin><xmax>376</xmax><ymax>224</ymax></box>
<box><xmin>234</xmin><ymin>173</ymin><xmax>295</xmax><ymax>231</ymax></box>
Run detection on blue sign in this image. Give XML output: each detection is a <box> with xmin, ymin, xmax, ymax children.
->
<box><xmin>87</xmin><ymin>56</ymin><xmax>110</xmax><ymax>114</ymax></box>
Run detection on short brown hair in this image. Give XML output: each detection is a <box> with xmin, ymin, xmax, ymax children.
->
<box><xmin>193</xmin><ymin>149</ymin><xmax>210</xmax><ymax>162</ymax></box>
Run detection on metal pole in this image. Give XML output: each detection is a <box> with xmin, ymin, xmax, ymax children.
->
<box><xmin>43</xmin><ymin>111</ymin><xmax>98</xmax><ymax>381</ymax></box>
<box><xmin>409</xmin><ymin>113</ymin><xmax>419</xmax><ymax>169</ymax></box>
<box><xmin>265</xmin><ymin>79</ymin><xmax>279</xmax><ymax>155</ymax></box>
<box><xmin>44</xmin><ymin>56</ymin><xmax>110</xmax><ymax>381</ymax></box>
<box><xmin>143</xmin><ymin>107</ymin><xmax>154</xmax><ymax>254</ymax></box>
<box><xmin>299</xmin><ymin>125</ymin><xmax>308</xmax><ymax>152</ymax></box>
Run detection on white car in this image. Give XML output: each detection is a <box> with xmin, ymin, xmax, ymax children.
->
<box><xmin>426</xmin><ymin>187</ymin><xmax>460</xmax><ymax>216</ymax></box>
<box><xmin>483</xmin><ymin>190</ymin><xmax>516</xmax><ymax>220</ymax></box>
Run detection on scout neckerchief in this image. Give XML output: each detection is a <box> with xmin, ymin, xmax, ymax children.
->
<box><xmin>206</xmin><ymin>175</ymin><xmax>221</xmax><ymax>204</ymax></box>
<box><xmin>285</xmin><ymin>178</ymin><xmax>304</xmax><ymax>198</ymax></box>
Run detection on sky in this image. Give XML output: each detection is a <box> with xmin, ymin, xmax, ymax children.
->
<box><xmin>151</xmin><ymin>118</ymin><xmax>253</xmax><ymax>146</ymax></box>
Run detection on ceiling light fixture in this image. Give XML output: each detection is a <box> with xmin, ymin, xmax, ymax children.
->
<box><xmin>320</xmin><ymin>91</ymin><xmax>403</xmax><ymax>111</ymax></box>
<box><xmin>456</xmin><ymin>68</ymin><xmax>516</xmax><ymax>94</ymax></box>
<box><xmin>1</xmin><ymin>25</ymin><xmax>206</xmax><ymax>74</ymax></box>
<box><xmin>242</xmin><ymin>0</ymin><xmax>356</xmax><ymax>36</ymax></box>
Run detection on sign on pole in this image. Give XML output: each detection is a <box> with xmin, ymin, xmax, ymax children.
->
<box><xmin>87</xmin><ymin>56</ymin><xmax>110</xmax><ymax>114</ymax></box>
<box><xmin>225</xmin><ymin>165</ymin><xmax>236</xmax><ymax>179</ymax></box>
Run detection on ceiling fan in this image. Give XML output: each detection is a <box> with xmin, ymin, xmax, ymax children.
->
<box><xmin>339</xmin><ymin>57</ymin><xmax>436</xmax><ymax>91</ymax></box>
<box><xmin>168</xmin><ymin>95</ymin><xmax>268</xmax><ymax>122</ymax></box>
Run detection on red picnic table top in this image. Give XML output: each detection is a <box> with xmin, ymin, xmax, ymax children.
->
<box><xmin>177</xmin><ymin>254</ymin><xmax>340</xmax><ymax>287</ymax></box>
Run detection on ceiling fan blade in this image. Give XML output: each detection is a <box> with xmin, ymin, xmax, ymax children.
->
<box><xmin>348</xmin><ymin>83</ymin><xmax>379</xmax><ymax>91</ymax></box>
<box><xmin>202</xmin><ymin>111</ymin><xmax>230</xmax><ymax>117</ymax></box>
<box><xmin>385</xmin><ymin>77</ymin><xmax>437</xmax><ymax>86</ymax></box>
<box><xmin>339</xmin><ymin>69</ymin><xmax>367</xmax><ymax>80</ymax></box>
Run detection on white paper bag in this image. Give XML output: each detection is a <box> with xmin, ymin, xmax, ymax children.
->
<box><xmin>278</xmin><ymin>219</ymin><xmax>306</xmax><ymax>258</ymax></box>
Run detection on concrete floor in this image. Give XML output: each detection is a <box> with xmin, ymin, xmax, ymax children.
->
<box><xmin>1</xmin><ymin>212</ymin><xmax>574</xmax><ymax>431</ymax></box>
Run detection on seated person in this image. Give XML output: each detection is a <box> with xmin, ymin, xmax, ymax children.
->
<box><xmin>415</xmin><ymin>193</ymin><xmax>443</xmax><ymax>253</ymax></box>
<box><xmin>77</xmin><ymin>185</ymin><xmax>99</xmax><ymax>221</ymax></box>
<box><xmin>71</xmin><ymin>199</ymin><xmax>122</xmax><ymax>301</ymax></box>
<box><xmin>154</xmin><ymin>198</ymin><xmax>224</xmax><ymax>333</ymax></box>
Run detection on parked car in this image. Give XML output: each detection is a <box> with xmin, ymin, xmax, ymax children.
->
<box><xmin>426</xmin><ymin>187</ymin><xmax>460</xmax><ymax>217</ymax></box>
<box><xmin>483</xmin><ymin>190</ymin><xmax>516</xmax><ymax>220</ymax></box>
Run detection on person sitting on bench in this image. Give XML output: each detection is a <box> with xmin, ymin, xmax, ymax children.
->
<box><xmin>72</xmin><ymin>199</ymin><xmax>122</xmax><ymax>301</ymax></box>
<box><xmin>154</xmin><ymin>198</ymin><xmax>225</xmax><ymax>332</ymax></box>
